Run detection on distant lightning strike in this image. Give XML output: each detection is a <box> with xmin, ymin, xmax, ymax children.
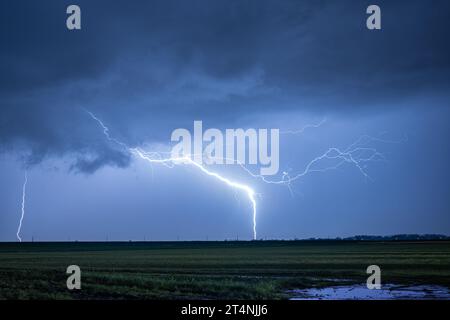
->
<box><xmin>16</xmin><ymin>171</ymin><xmax>28</xmax><ymax>242</ymax></box>
<box><xmin>86</xmin><ymin>111</ymin><xmax>392</xmax><ymax>240</ymax></box>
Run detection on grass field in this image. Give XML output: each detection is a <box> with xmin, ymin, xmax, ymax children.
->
<box><xmin>0</xmin><ymin>241</ymin><xmax>449</xmax><ymax>299</ymax></box>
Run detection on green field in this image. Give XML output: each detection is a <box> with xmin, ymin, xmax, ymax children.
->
<box><xmin>0</xmin><ymin>241</ymin><xmax>449</xmax><ymax>299</ymax></box>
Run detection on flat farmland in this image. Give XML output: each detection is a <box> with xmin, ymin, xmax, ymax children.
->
<box><xmin>0</xmin><ymin>241</ymin><xmax>449</xmax><ymax>299</ymax></box>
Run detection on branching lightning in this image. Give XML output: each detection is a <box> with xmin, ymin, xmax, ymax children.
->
<box><xmin>16</xmin><ymin>171</ymin><xmax>28</xmax><ymax>242</ymax></box>
<box><xmin>86</xmin><ymin>111</ymin><xmax>258</xmax><ymax>239</ymax></box>
<box><xmin>86</xmin><ymin>111</ymin><xmax>398</xmax><ymax>240</ymax></box>
<box><xmin>280</xmin><ymin>118</ymin><xmax>327</xmax><ymax>135</ymax></box>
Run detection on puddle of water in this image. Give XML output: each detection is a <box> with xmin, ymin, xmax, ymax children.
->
<box><xmin>289</xmin><ymin>284</ymin><xmax>450</xmax><ymax>300</ymax></box>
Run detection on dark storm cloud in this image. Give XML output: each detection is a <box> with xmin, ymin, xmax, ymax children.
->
<box><xmin>1</xmin><ymin>0</ymin><xmax>449</xmax><ymax>172</ymax></box>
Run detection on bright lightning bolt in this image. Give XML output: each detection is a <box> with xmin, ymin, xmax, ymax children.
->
<box><xmin>16</xmin><ymin>171</ymin><xmax>28</xmax><ymax>242</ymax></box>
<box><xmin>86</xmin><ymin>112</ymin><xmax>258</xmax><ymax>239</ymax></box>
<box><xmin>132</xmin><ymin>149</ymin><xmax>257</xmax><ymax>240</ymax></box>
<box><xmin>86</xmin><ymin>111</ymin><xmax>398</xmax><ymax>240</ymax></box>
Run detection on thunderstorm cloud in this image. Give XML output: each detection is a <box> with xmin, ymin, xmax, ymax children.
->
<box><xmin>1</xmin><ymin>0</ymin><xmax>449</xmax><ymax>172</ymax></box>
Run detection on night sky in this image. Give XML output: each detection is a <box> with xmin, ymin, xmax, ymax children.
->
<box><xmin>1</xmin><ymin>0</ymin><xmax>449</xmax><ymax>241</ymax></box>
